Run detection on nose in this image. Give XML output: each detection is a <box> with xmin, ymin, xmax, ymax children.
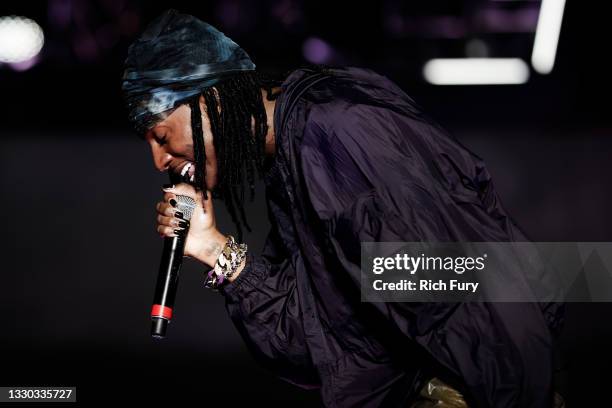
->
<box><xmin>151</xmin><ymin>145</ymin><xmax>173</xmax><ymax>172</ymax></box>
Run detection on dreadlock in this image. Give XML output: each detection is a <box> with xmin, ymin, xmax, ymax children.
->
<box><xmin>188</xmin><ymin>70</ymin><xmax>284</xmax><ymax>242</ymax></box>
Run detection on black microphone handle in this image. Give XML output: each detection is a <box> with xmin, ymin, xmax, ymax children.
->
<box><xmin>151</xmin><ymin>232</ymin><xmax>187</xmax><ymax>338</ymax></box>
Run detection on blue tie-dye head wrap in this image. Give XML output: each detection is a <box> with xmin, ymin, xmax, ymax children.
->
<box><xmin>122</xmin><ymin>9</ymin><xmax>256</xmax><ymax>135</ymax></box>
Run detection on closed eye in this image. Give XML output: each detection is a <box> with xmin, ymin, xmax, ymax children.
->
<box><xmin>156</xmin><ymin>135</ymin><xmax>167</xmax><ymax>146</ymax></box>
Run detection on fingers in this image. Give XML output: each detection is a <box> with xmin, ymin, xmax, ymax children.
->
<box><xmin>156</xmin><ymin>182</ymin><xmax>212</xmax><ymax>239</ymax></box>
<box><xmin>155</xmin><ymin>200</ymin><xmax>183</xmax><ymax>218</ymax></box>
<box><xmin>155</xmin><ymin>200</ymin><xmax>189</xmax><ymax>238</ymax></box>
<box><xmin>156</xmin><ymin>213</ymin><xmax>189</xmax><ymax>229</ymax></box>
<box><xmin>163</xmin><ymin>191</ymin><xmax>176</xmax><ymax>203</ymax></box>
<box><xmin>156</xmin><ymin>217</ymin><xmax>189</xmax><ymax>238</ymax></box>
<box><xmin>156</xmin><ymin>224</ymin><xmax>186</xmax><ymax>238</ymax></box>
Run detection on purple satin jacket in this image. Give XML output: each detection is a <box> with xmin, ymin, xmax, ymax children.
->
<box><xmin>219</xmin><ymin>66</ymin><xmax>564</xmax><ymax>408</ymax></box>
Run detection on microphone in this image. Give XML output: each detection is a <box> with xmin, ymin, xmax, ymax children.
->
<box><xmin>150</xmin><ymin>191</ymin><xmax>196</xmax><ymax>339</ymax></box>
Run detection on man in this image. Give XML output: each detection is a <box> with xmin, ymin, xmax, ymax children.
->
<box><xmin>122</xmin><ymin>9</ymin><xmax>564</xmax><ymax>408</ymax></box>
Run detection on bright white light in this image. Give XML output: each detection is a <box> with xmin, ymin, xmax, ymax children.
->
<box><xmin>423</xmin><ymin>58</ymin><xmax>530</xmax><ymax>85</ymax></box>
<box><xmin>0</xmin><ymin>16</ymin><xmax>44</xmax><ymax>64</ymax></box>
<box><xmin>531</xmin><ymin>0</ymin><xmax>566</xmax><ymax>74</ymax></box>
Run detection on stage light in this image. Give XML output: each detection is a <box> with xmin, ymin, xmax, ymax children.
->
<box><xmin>531</xmin><ymin>0</ymin><xmax>566</xmax><ymax>74</ymax></box>
<box><xmin>302</xmin><ymin>37</ymin><xmax>332</xmax><ymax>64</ymax></box>
<box><xmin>423</xmin><ymin>58</ymin><xmax>530</xmax><ymax>85</ymax></box>
<box><xmin>0</xmin><ymin>16</ymin><xmax>44</xmax><ymax>65</ymax></box>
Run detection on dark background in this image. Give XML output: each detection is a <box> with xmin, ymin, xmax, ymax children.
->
<box><xmin>1</xmin><ymin>1</ymin><xmax>610</xmax><ymax>406</ymax></box>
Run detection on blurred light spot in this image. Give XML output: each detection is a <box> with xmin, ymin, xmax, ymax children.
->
<box><xmin>423</xmin><ymin>58</ymin><xmax>530</xmax><ymax>85</ymax></box>
<box><xmin>9</xmin><ymin>54</ymin><xmax>40</xmax><ymax>71</ymax></box>
<box><xmin>531</xmin><ymin>0</ymin><xmax>566</xmax><ymax>74</ymax></box>
<box><xmin>0</xmin><ymin>16</ymin><xmax>44</xmax><ymax>64</ymax></box>
<box><xmin>465</xmin><ymin>39</ymin><xmax>489</xmax><ymax>58</ymax></box>
<box><xmin>302</xmin><ymin>37</ymin><xmax>331</xmax><ymax>64</ymax></box>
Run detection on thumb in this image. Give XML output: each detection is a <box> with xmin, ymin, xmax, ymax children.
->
<box><xmin>162</xmin><ymin>182</ymin><xmax>195</xmax><ymax>197</ymax></box>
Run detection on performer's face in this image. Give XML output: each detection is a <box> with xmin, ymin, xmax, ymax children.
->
<box><xmin>144</xmin><ymin>96</ymin><xmax>218</xmax><ymax>190</ymax></box>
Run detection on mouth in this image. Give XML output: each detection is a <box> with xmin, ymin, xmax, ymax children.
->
<box><xmin>175</xmin><ymin>162</ymin><xmax>196</xmax><ymax>185</ymax></box>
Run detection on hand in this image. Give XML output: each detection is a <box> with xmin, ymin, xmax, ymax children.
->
<box><xmin>155</xmin><ymin>183</ymin><xmax>228</xmax><ymax>267</ymax></box>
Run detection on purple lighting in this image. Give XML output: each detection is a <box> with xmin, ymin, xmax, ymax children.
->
<box><xmin>475</xmin><ymin>8</ymin><xmax>541</xmax><ymax>32</ymax></box>
<box><xmin>48</xmin><ymin>0</ymin><xmax>72</xmax><ymax>29</ymax></box>
<box><xmin>302</xmin><ymin>37</ymin><xmax>332</xmax><ymax>64</ymax></box>
<box><xmin>9</xmin><ymin>54</ymin><xmax>40</xmax><ymax>71</ymax></box>
<box><xmin>271</xmin><ymin>0</ymin><xmax>303</xmax><ymax>28</ymax></box>
<box><xmin>214</xmin><ymin>0</ymin><xmax>255</xmax><ymax>33</ymax></box>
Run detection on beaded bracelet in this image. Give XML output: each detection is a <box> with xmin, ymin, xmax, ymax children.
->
<box><xmin>204</xmin><ymin>235</ymin><xmax>248</xmax><ymax>291</ymax></box>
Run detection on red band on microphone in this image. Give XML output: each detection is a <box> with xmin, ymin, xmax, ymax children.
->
<box><xmin>151</xmin><ymin>304</ymin><xmax>173</xmax><ymax>320</ymax></box>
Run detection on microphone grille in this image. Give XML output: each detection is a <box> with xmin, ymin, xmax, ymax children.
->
<box><xmin>175</xmin><ymin>195</ymin><xmax>196</xmax><ymax>221</ymax></box>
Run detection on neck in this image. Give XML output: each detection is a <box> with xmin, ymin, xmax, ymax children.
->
<box><xmin>261</xmin><ymin>88</ymin><xmax>279</xmax><ymax>157</ymax></box>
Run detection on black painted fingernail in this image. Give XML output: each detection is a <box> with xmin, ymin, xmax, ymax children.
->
<box><xmin>178</xmin><ymin>220</ymin><xmax>188</xmax><ymax>228</ymax></box>
<box><xmin>163</xmin><ymin>183</ymin><xmax>174</xmax><ymax>189</ymax></box>
<box><xmin>170</xmin><ymin>199</ymin><xmax>177</xmax><ymax>207</ymax></box>
<box><xmin>175</xmin><ymin>211</ymin><xmax>184</xmax><ymax>219</ymax></box>
<box><xmin>173</xmin><ymin>228</ymin><xmax>185</xmax><ymax>235</ymax></box>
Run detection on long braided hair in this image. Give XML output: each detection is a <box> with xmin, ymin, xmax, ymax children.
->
<box><xmin>187</xmin><ymin>70</ymin><xmax>284</xmax><ymax>242</ymax></box>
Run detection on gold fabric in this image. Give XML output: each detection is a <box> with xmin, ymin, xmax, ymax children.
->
<box><xmin>409</xmin><ymin>377</ymin><xmax>468</xmax><ymax>408</ymax></box>
<box><xmin>408</xmin><ymin>377</ymin><xmax>566</xmax><ymax>408</ymax></box>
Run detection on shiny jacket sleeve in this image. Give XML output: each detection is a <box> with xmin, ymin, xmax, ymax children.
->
<box><xmin>218</xmin><ymin>223</ymin><xmax>320</xmax><ymax>389</ymax></box>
